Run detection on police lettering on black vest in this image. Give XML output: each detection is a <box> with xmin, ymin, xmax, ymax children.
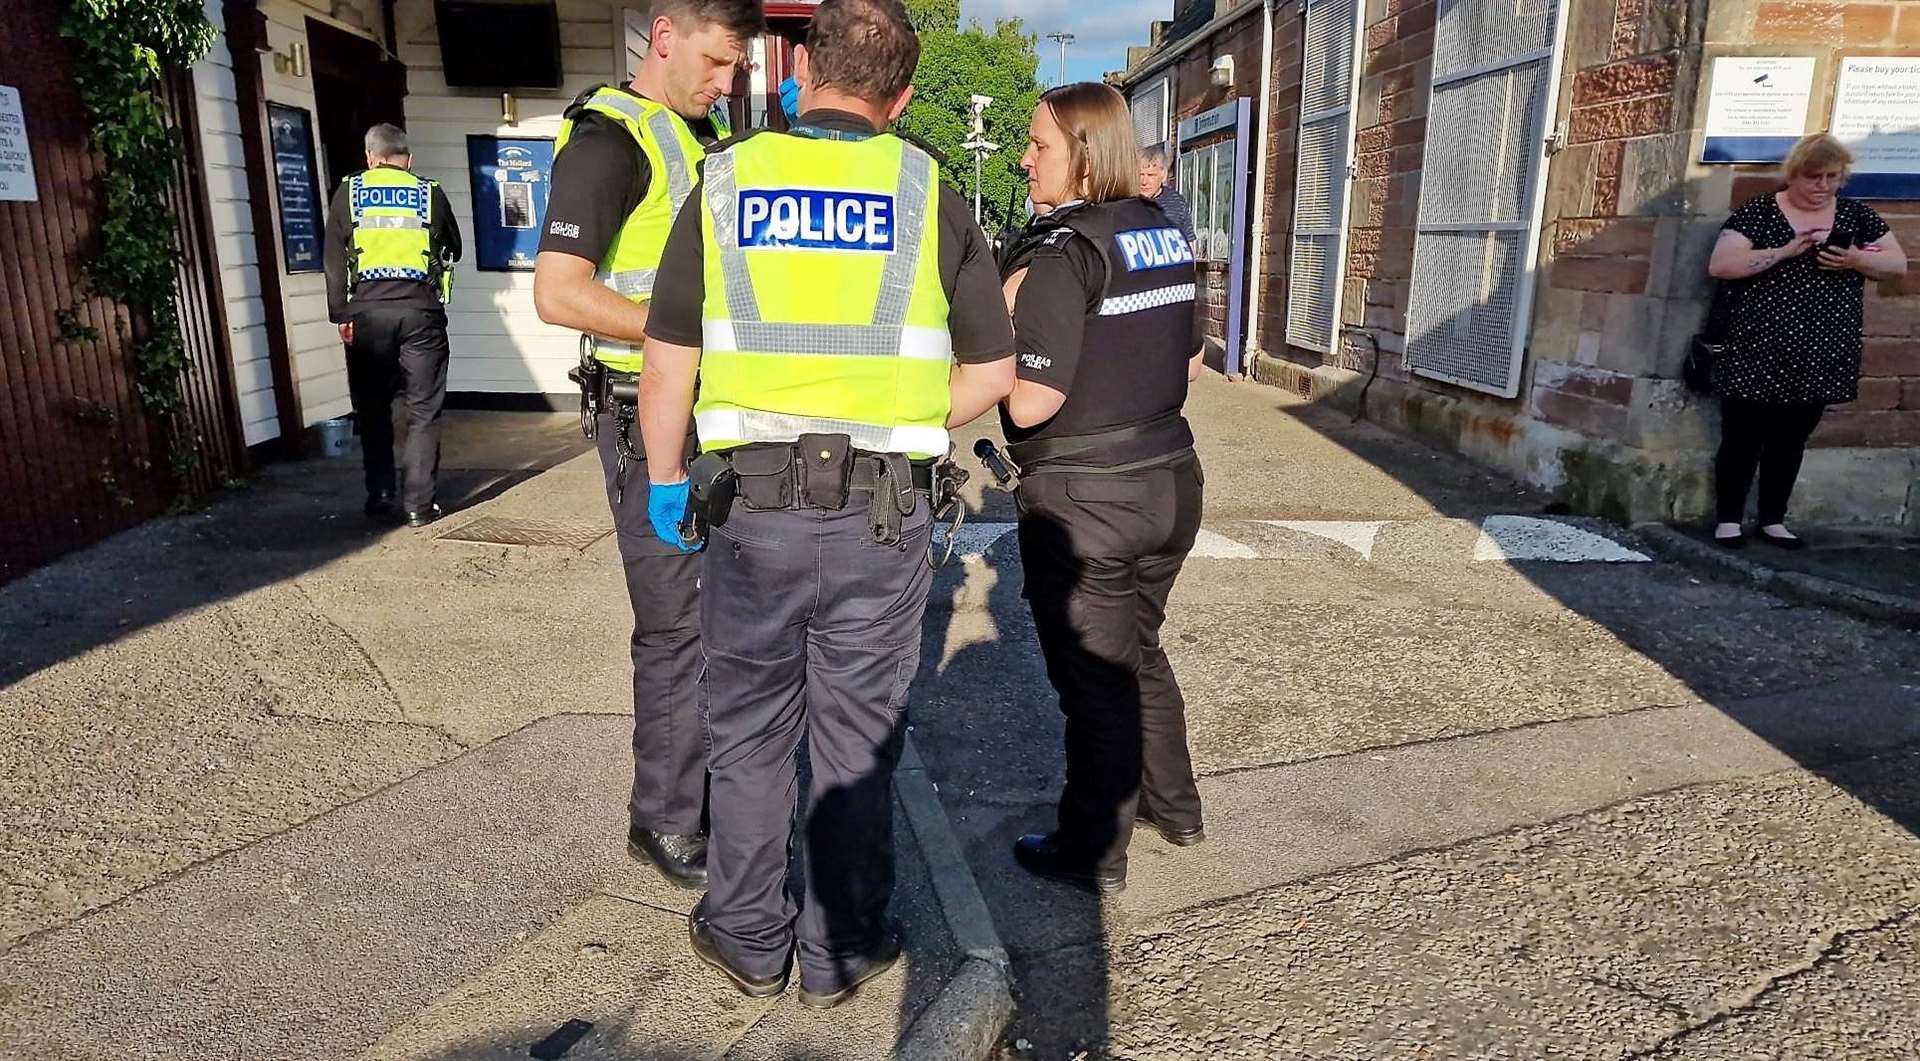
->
<box><xmin>1113</xmin><ymin>226</ymin><xmax>1195</xmax><ymax>272</ymax></box>
<box><xmin>737</xmin><ymin>189</ymin><xmax>896</xmax><ymax>252</ymax></box>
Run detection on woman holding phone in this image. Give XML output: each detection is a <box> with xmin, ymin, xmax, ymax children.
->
<box><xmin>1705</xmin><ymin>133</ymin><xmax>1906</xmax><ymax>549</ymax></box>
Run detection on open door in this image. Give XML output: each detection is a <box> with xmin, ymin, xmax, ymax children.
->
<box><xmin>307</xmin><ymin>18</ymin><xmax>407</xmax><ymax>189</ymax></box>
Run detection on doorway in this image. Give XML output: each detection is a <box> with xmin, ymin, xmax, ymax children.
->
<box><xmin>306</xmin><ymin>18</ymin><xmax>407</xmax><ymax>189</ymax></box>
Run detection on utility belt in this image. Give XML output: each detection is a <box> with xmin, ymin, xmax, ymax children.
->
<box><xmin>568</xmin><ymin>346</ymin><xmax>662</xmax><ymax>501</ymax></box>
<box><xmin>977</xmin><ymin>411</ymin><xmax>1194</xmax><ymax>489</ymax></box>
<box><xmin>682</xmin><ymin>435</ymin><xmax>968</xmax><ymax>555</ymax></box>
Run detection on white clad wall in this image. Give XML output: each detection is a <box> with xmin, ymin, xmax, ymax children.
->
<box><xmin>192</xmin><ymin>1</ymin><xmax>282</xmax><ymax>445</ymax></box>
<box><xmin>394</xmin><ymin>0</ymin><xmax>623</xmax><ymax>395</ymax></box>
<box><xmin>255</xmin><ymin>0</ymin><xmax>356</xmax><ymax>426</ymax></box>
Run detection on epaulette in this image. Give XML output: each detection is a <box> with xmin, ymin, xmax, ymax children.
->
<box><xmin>562</xmin><ymin>83</ymin><xmax>608</xmax><ymax>121</ymax></box>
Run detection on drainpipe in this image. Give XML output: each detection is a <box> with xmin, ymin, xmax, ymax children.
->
<box><xmin>1242</xmin><ymin>0</ymin><xmax>1279</xmax><ymax>380</ymax></box>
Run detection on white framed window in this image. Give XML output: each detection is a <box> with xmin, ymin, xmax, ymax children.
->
<box><xmin>1404</xmin><ymin>0</ymin><xmax>1572</xmax><ymax>398</ymax></box>
<box><xmin>1286</xmin><ymin>0</ymin><xmax>1365</xmax><ymax>354</ymax></box>
<box><xmin>1131</xmin><ymin>77</ymin><xmax>1171</xmax><ymax>148</ymax></box>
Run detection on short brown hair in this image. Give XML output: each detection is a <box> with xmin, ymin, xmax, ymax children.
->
<box><xmin>1782</xmin><ymin>132</ymin><xmax>1853</xmax><ymax>181</ymax></box>
<box><xmin>805</xmin><ymin>0</ymin><xmax>920</xmax><ymax>103</ymax></box>
<box><xmin>1039</xmin><ymin>83</ymin><xmax>1137</xmax><ymax>204</ymax></box>
<box><xmin>653</xmin><ymin>0</ymin><xmax>765</xmax><ymax>42</ymax></box>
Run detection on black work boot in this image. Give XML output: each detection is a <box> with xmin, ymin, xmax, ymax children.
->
<box><xmin>628</xmin><ymin>824</ymin><xmax>708</xmax><ymax>889</ymax></box>
<box><xmin>404</xmin><ymin>503</ymin><xmax>444</xmax><ymax>528</ymax></box>
<box><xmin>1135</xmin><ymin>806</ymin><xmax>1206</xmax><ymax>847</ymax></box>
<box><xmin>364</xmin><ymin>490</ymin><xmax>396</xmax><ymax>519</ymax></box>
<box><xmin>1013</xmin><ymin>833</ymin><xmax>1125</xmax><ymax>894</ymax></box>
<box><xmin>689</xmin><ymin>896</ymin><xmax>789</xmax><ymax>998</ymax></box>
<box><xmin>798</xmin><ymin>922</ymin><xmax>903</xmax><ymax>1010</ymax></box>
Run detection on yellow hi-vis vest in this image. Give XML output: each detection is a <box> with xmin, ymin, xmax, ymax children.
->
<box><xmin>553</xmin><ymin>87</ymin><xmax>721</xmax><ymax>373</ymax></box>
<box><xmin>695</xmin><ymin>133</ymin><xmax>951</xmax><ymax>459</ymax></box>
<box><xmin>347</xmin><ymin>167</ymin><xmax>446</xmax><ymax>299</ymax></box>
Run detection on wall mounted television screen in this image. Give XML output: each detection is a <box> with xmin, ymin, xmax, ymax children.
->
<box><xmin>434</xmin><ymin>0</ymin><xmax>563</xmax><ymax>88</ymax></box>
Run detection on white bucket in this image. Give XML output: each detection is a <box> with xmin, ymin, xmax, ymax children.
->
<box><xmin>315</xmin><ymin>416</ymin><xmax>358</xmax><ymax>459</ymax></box>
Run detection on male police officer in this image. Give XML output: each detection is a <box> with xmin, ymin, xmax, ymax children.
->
<box><xmin>635</xmin><ymin>0</ymin><xmax>1014</xmax><ymax>1006</ymax></box>
<box><xmin>326</xmin><ymin>123</ymin><xmax>462</xmax><ymax>527</ymax></box>
<box><xmin>533</xmin><ymin>0</ymin><xmax>763</xmax><ymax>889</ymax></box>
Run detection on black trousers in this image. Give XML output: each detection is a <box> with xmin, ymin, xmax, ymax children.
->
<box><xmin>594</xmin><ymin>412</ymin><xmax>706</xmax><ymax>837</ymax></box>
<box><xmin>345</xmin><ymin>304</ymin><xmax>449</xmax><ymax>514</ymax></box>
<box><xmin>1715</xmin><ymin>396</ymin><xmax>1826</xmax><ymax>525</ymax></box>
<box><xmin>699</xmin><ymin>497</ymin><xmax>933</xmax><ymax>994</ymax></box>
<box><xmin>1016</xmin><ymin>453</ymin><xmax>1204</xmax><ymax>875</ymax></box>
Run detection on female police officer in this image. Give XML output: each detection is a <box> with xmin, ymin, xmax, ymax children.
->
<box><xmin>998</xmin><ymin>82</ymin><xmax>1206</xmax><ymax>894</ymax></box>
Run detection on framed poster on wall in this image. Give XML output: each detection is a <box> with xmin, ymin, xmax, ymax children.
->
<box><xmin>466</xmin><ymin>136</ymin><xmax>554</xmax><ymax>271</ymax></box>
<box><xmin>1830</xmin><ymin>57</ymin><xmax>1920</xmax><ymax>199</ymax></box>
<box><xmin>266</xmin><ymin>102</ymin><xmax>323</xmax><ymax>273</ymax></box>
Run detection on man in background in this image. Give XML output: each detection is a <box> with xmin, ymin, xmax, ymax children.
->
<box><xmin>326</xmin><ymin>122</ymin><xmax>462</xmax><ymax>528</ymax></box>
<box><xmin>1138</xmin><ymin>144</ymin><xmax>1194</xmax><ymax>247</ymax></box>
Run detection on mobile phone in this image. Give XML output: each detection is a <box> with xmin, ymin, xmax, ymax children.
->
<box><xmin>1824</xmin><ymin>228</ymin><xmax>1855</xmax><ymax>250</ymax></box>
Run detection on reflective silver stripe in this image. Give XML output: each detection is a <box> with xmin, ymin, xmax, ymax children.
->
<box><xmin>704</xmin><ymin>321</ymin><xmax>952</xmax><ymax>361</ymax></box>
<box><xmin>704</xmin><ymin>152</ymin><xmax>763</xmax><ymax>325</ymax></box>
<box><xmin>1098</xmin><ymin>282</ymin><xmax>1197</xmax><ymax>317</ymax></box>
<box><xmin>695</xmin><ymin>409</ymin><xmax>949</xmax><ymax>455</ymax></box>
<box><xmin>872</xmin><ymin>146</ymin><xmax>933</xmax><ymax>328</ymax></box>
<box><xmin>588</xmin><ymin>89</ymin><xmax>648</xmax><ymax>124</ymax></box>
<box><xmin>703</xmin><ymin>143</ymin><xmax>942</xmax><ymax>355</ymax></box>
<box><xmin>601</xmin><ymin>269</ymin><xmax>657</xmax><ymax>297</ymax></box>
<box><xmin>645</xmin><ymin>111</ymin><xmax>694</xmax><ymax>210</ymax></box>
<box><xmin>359</xmin><ymin>215</ymin><xmax>425</xmax><ymax>230</ymax></box>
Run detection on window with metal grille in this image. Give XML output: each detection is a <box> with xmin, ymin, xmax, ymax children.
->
<box><xmin>1404</xmin><ymin>0</ymin><xmax>1569</xmax><ymax>398</ymax></box>
<box><xmin>1131</xmin><ymin>78</ymin><xmax>1170</xmax><ymax>148</ymax></box>
<box><xmin>1286</xmin><ymin>0</ymin><xmax>1363</xmax><ymax>354</ymax></box>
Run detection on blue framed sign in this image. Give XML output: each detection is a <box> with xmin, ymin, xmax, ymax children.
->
<box><xmin>1699</xmin><ymin>57</ymin><xmax>1815</xmax><ymax>165</ymax></box>
<box><xmin>267</xmin><ymin>102</ymin><xmax>323</xmax><ymax>273</ymax></box>
<box><xmin>1831</xmin><ymin>57</ymin><xmax>1920</xmax><ymax>200</ymax></box>
<box><xmin>467</xmin><ymin>136</ymin><xmax>554</xmax><ymax>271</ymax></box>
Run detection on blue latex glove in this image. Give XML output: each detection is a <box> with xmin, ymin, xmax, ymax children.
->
<box><xmin>779</xmin><ymin>76</ymin><xmax>801</xmax><ymax>120</ymax></box>
<box><xmin>648</xmin><ymin>477</ymin><xmax>699</xmax><ymax>552</ymax></box>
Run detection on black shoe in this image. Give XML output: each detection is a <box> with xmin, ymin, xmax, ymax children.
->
<box><xmin>797</xmin><ymin>923</ymin><xmax>903</xmax><ymax>1009</ymax></box>
<box><xmin>1013</xmin><ymin>833</ymin><xmax>1125</xmax><ymax>894</ymax></box>
<box><xmin>689</xmin><ymin>897</ymin><xmax>789</xmax><ymax>998</ymax></box>
<box><xmin>1712</xmin><ymin>530</ymin><xmax>1746</xmax><ymax>550</ymax></box>
<box><xmin>404</xmin><ymin>503</ymin><xmax>444</xmax><ymax>528</ymax></box>
<box><xmin>627</xmin><ymin>824</ymin><xmax>708</xmax><ymax>889</ymax></box>
<box><xmin>1135</xmin><ymin>807</ymin><xmax>1206</xmax><ymax>847</ymax></box>
<box><xmin>364</xmin><ymin>491</ymin><xmax>395</xmax><ymax>519</ymax></box>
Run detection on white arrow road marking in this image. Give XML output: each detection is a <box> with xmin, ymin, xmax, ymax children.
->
<box><xmin>1189</xmin><ymin>528</ymin><xmax>1261</xmax><ymax>559</ymax></box>
<box><xmin>1259</xmin><ymin>520</ymin><xmax>1389</xmax><ymax>560</ymax></box>
<box><xmin>1473</xmin><ymin>515</ymin><xmax>1650</xmax><ymax>563</ymax></box>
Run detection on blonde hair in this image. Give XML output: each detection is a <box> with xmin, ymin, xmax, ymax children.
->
<box><xmin>1038</xmin><ymin>83</ymin><xmax>1138</xmax><ymax>204</ymax></box>
<box><xmin>1781</xmin><ymin>132</ymin><xmax>1853</xmax><ymax>182</ymax></box>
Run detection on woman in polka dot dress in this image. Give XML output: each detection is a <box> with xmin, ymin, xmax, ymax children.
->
<box><xmin>1705</xmin><ymin>133</ymin><xmax>1907</xmax><ymax>549</ymax></box>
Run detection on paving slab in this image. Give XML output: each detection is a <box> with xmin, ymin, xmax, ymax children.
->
<box><xmin>1008</xmin><ymin>751</ymin><xmax>1920</xmax><ymax>1060</ymax></box>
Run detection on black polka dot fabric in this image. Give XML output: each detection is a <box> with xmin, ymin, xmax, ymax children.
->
<box><xmin>1713</xmin><ymin>193</ymin><xmax>1890</xmax><ymax>406</ymax></box>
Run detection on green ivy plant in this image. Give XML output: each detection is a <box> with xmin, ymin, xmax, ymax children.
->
<box><xmin>60</xmin><ymin>0</ymin><xmax>218</xmax><ymax>484</ymax></box>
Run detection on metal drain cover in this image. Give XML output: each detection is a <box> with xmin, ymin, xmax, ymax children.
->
<box><xmin>437</xmin><ymin>516</ymin><xmax>611</xmax><ymax>549</ymax></box>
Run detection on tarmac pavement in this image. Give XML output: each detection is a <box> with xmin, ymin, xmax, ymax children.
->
<box><xmin>3</xmin><ymin>380</ymin><xmax>1918</xmax><ymax>1059</ymax></box>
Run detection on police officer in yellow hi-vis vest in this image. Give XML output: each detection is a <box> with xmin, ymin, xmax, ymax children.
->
<box><xmin>325</xmin><ymin>123</ymin><xmax>462</xmax><ymax>527</ymax></box>
<box><xmin>636</xmin><ymin>0</ymin><xmax>1014</xmax><ymax>1007</ymax></box>
<box><xmin>533</xmin><ymin>0</ymin><xmax>763</xmax><ymax>890</ymax></box>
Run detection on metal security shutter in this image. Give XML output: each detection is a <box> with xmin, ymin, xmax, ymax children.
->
<box><xmin>1404</xmin><ymin>0</ymin><xmax>1571</xmax><ymax>397</ymax></box>
<box><xmin>1131</xmin><ymin>77</ymin><xmax>1170</xmax><ymax>148</ymax></box>
<box><xmin>1286</xmin><ymin>0</ymin><xmax>1363</xmax><ymax>353</ymax></box>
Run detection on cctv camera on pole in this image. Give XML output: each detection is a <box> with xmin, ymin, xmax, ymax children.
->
<box><xmin>965</xmin><ymin>94</ymin><xmax>998</xmax><ymax>225</ymax></box>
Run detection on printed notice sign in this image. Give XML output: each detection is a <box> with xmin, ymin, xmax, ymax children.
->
<box><xmin>0</xmin><ymin>85</ymin><xmax>38</xmax><ymax>202</ymax></box>
<box><xmin>1700</xmin><ymin>57</ymin><xmax>1814</xmax><ymax>164</ymax></box>
<box><xmin>1831</xmin><ymin>56</ymin><xmax>1920</xmax><ymax>199</ymax></box>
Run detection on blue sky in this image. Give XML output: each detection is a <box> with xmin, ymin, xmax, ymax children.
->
<box><xmin>960</xmin><ymin>0</ymin><xmax>1172</xmax><ymax>86</ymax></box>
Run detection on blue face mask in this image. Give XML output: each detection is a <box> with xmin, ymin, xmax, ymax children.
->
<box><xmin>779</xmin><ymin>76</ymin><xmax>801</xmax><ymax>120</ymax></box>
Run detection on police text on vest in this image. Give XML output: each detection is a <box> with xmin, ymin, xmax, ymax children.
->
<box><xmin>1115</xmin><ymin>227</ymin><xmax>1194</xmax><ymax>272</ymax></box>
<box><xmin>738</xmin><ymin>189</ymin><xmax>896</xmax><ymax>252</ymax></box>
<box><xmin>355</xmin><ymin>184</ymin><xmax>425</xmax><ymax>213</ymax></box>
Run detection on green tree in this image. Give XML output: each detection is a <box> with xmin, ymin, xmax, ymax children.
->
<box><xmin>900</xmin><ymin>9</ymin><xmax>1040</xmax><ymax>236</ymax></box>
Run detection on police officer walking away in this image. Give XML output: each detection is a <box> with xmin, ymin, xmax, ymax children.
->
<box><xmin>326</xmin><ymin>123</ymin><xmax>462</xmax><ymax>527</ymax></box>
<box><xmin>997</xmin><ymin>83</ymin><xmax>1208</xmax><ymax>895</ymax></box>
<box><xmin>635</xmin><ymin>0</ymin><xmax>1015</xmax><ymax>1006</ymax></box>
<box><xmin>532</xmin><ymin>0</ymin><xmax>763</xmax><ymax>889</ymax></box>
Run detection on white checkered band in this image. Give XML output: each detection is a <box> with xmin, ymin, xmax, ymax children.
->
<box><xmin>1098</xmin><ymin>282</ymin><xmax>1196</xmax><ymax>317</ymax></box>
<box><xmin>360</xmin><ymin>266</ymin><xmax>430</xmax><ymax>281</ymax></box>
